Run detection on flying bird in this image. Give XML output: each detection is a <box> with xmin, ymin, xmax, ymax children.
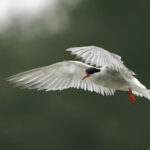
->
<box><xmin>7</xmin><ymin>46</ymin><xmax>150</xmax><ymax>103</ymax></box>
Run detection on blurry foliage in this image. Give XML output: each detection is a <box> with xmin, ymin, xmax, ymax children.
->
<box><xmin>1</xmin><ymin>0</ymin><xmax>150</xmax><ymax>150</ymax></box>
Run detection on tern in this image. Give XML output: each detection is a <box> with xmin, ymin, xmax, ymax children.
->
<box><xmin>7</xmin><ymin>46</ymin><xmax>150</xmax><ymax>103</ymax></box>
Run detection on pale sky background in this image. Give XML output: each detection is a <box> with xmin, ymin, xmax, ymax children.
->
<box><xmin>0</xmin><ymin>0</ymin><xmax>81</xmax><ymax>34</ymax></box>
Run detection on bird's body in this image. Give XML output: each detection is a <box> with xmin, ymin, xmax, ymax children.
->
<box><xmin>92</xmin><ymin>66</ymin><xmax>144</xmax><ymax>91</ymax></box>
<box><xmin>7</xmin><ymin>46</ymin><xmax>150</xmax><ymax>102</ymax></box>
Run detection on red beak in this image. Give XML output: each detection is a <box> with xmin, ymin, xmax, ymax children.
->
<box><xmin>82</xmin><ymin>74</ymin><xmax>89</xmax><ymax>80</ymax></box>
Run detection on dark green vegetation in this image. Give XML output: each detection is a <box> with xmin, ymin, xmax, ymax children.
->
<box><xmin>1</xmin><ymin>0</ymin><xmax>150</xmax><ymax>150</ymax></box>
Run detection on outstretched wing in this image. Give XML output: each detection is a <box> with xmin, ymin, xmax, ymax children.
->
<box><xmin>7</xmin><ymin>61</ymin><xmax>115</xmax><ymax>96</ymax></box>
<box><xmin>67</xmin><ymin>46</ymin><xmax>135</xmax><ymax>77</ymax></box>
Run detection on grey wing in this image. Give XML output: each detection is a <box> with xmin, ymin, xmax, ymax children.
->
<box><xmin>67</xmin><ymin>46</ymin><xmax>135</xmax><ymax>77</ymax></box>
<box><xmin>7</xmin><ymin>61</ymin><xmax>115</xmax><ymax>96</ymax></box>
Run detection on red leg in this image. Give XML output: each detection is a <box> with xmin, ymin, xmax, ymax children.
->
<box><xmin>126</xmin><ymin>88</ymin><xmax>135</xmax><ymax>103</ymax></box>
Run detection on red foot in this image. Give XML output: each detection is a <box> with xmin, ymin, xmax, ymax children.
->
<box><xmin>126</xmin><ymin>88</ymin><xmax>135</xmax><ymax>103</ymax></box>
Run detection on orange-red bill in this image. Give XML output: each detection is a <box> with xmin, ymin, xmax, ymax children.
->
<box><xmin>82</xmin><ymin>74</ymin><xmax>89</xmax><ymax>80</ymax></box>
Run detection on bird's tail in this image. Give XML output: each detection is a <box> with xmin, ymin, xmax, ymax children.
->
<box><xmin>133</xmin><ymin>89</ymin><xmax>150</xmax><ymax>100</ymax></box>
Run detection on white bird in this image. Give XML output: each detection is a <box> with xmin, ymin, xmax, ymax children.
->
<box><xmin>7</xmin><ymin>46</ymin><xmax>150</xmax><ymax>103</ymax></box>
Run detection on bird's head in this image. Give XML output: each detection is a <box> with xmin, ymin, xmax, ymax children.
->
<box><xmin>82</xmin><ymin>67</ymin><xmax>101</xmax><ymax>80</ymax></box>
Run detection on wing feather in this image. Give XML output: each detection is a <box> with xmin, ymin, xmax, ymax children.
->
<box><xmin>67</xmin><ymin>46</ymin><xmax>135</xmax><ymax>77</ymax></box>
<box><xmin>7</xmin><ymin>61</ymin><xmax>115</xmax><ymax>96</ymax></box>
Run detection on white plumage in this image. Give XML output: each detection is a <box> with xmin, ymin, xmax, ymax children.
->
<box><xmin>7</xmin><ymin>46</ymin><xmax>150</xmax><ymax>102</ymax></box>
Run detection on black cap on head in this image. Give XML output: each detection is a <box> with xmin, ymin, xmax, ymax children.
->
<box><xmin>85</xmin><ymin>67</ymin><xmax>101</xmax><ymax>75</ymax></box>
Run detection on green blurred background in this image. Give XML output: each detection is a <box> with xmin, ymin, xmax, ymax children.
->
<box><xmin>1</xmin><ymin>0</ymin><xmax>150</xmax><ymax>149</ymax></box>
